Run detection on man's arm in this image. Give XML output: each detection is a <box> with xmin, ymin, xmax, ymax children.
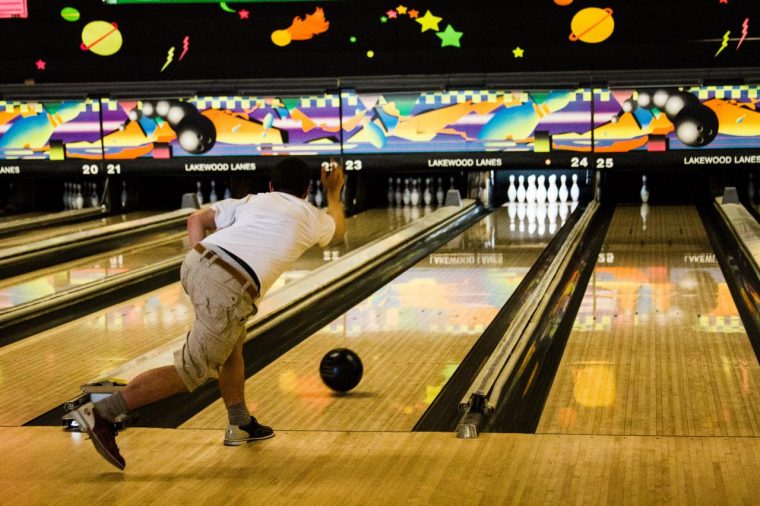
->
<box><xmin>187</xmin><ymin>207</ymin><xmax>217</xmax><ymax>248</ymax></box>
<box><xmin>322</xmin><ymin>160</ymin><xmax>346</xmax><ymax>246</ymax></box>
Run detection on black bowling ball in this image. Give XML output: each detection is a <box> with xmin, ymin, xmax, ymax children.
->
<box><xmin>319</xmin><ymin>348</ymin><xmax>363</xmax><ymax>392</ymax></box>
<box><xmin>674</xmin><ymin>104</ymin><xmax>719</xmax><ymax>147</ymax></box>
<box><xmin>176</xmin><ymin>113</ymin><xmax>217</xmax><ymax>154</ymax></box>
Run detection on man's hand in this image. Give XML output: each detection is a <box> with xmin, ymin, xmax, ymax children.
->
<box><xmin>321</xmin><ymin>158</ymin><xmax>345</xmax><ymax>197</ymax></box>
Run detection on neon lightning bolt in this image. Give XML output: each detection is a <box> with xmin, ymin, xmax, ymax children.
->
<box><xmin>161</xmin><ymin>46</ymin><xmax>175</xmax><ymax>72</ymax></box>
<box><xmin>715</xmin><ymin>30</ymin><xmax>730</xmax><ymax>56</ymax></box>
<box><xmin>737</xmin><ymin>18</ymin><xmax>749</xmax><ymax>49</ymax></box>
<box><xmin>179</xmin><ymin>36</ymin><xmax>190</xmax><ymax>60</ymax></box>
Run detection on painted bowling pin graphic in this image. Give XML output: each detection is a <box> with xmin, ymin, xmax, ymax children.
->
<box><xmin>640</xmin><ymin>175</ymin><xmax>649</xmax><ymax>203</ymax></box>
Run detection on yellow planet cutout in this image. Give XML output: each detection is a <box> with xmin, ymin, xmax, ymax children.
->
<box><xmin>81</xmin><ymin>20</ymin><xmax>123</xmax><ymax>56</ymax></box>
<box><xmin>271</xmin><ymin>29</ymin><xmax>291</xmax><ymax>47</ymax></box>
<box><xmin>569</xmin><ymin>7</ymin><xmax>614</xmax><ymax>43</ymax></box>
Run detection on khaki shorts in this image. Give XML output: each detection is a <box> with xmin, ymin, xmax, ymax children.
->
<box><xmin>175</xmin><ymin>248</ymin><xmax>257</xmax><ymax>392</ymax></box>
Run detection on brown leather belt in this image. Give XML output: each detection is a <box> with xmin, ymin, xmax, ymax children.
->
<box><xmin>193</xmin><ymin>243</ymin><xmax>260</xmax><ymax>300</ymax></box>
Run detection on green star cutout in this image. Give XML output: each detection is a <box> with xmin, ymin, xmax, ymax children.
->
<box><xmin>380</xmin><ymin>15</ymin><xmax>388</xmax><ymax>23</ymax></box>
<box><xmin>436</xmin><ymin>24</ymin><xmax>463</xmax><ymax>48</ymax></box>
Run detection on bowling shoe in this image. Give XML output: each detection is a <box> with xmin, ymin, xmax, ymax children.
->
<box><xmin>224</xmin><ymin>417</ymin><xmax>275</xmax><ymax>446</ymax></box>
<box><xmin>71</xmin><ymin>402</ymin><xmax>126</xmax><ymax>470</ymax></box>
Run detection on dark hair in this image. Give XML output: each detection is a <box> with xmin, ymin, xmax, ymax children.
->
<box><xmin>270</xmin><ymin>157</ymin><xmax>310</xmax><ymax>197</ymax></box>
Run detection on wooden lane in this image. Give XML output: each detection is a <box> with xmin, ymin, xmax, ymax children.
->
<box><xmin>0</xmin><ymin>211</ymin><xmax>158</xmax><ymax>250</ymax></box>
<box><xmin>184</xmin><ymin>206</ymin><xmax>555</xmax><ymax>433</ymax></box>
<box><xmin>3</xmin><ymin>426</ymin><xmax>760</xmax><ymax>504</ymax></box>
<box><xmin>538</xmin><ymin>205</ymin><xmax>760</xmax><ymax>437</ymax></box>
<box><xmin>0</xmin><ymin>209</ymin><xmax>422</xmax><ymax>426</ymax></box>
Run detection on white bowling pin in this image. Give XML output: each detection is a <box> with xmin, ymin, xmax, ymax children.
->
<box><xmin>315</xmin><ymin>180</ymin><xmax>324</xmax><ymax>207</ymax></box>
<box><xmin>570</xmin><ymin>174</ymin><xmax>580</xmax><ymax>202</ymax></box>
<box><xmin>526</xmin><ymin>175</ymin><xmax>537</xmax><ymax>204</ymax></box>
<box><xmin>402</xmin><ymin>178</ymin><xmax>411</xmax><ymax>206</ymax></box>
<box><xmin>435</xmin><ymin>177</ymin><xmax>444</xmax><ymax>206</ymax></box>
<box><xmin>75</xmin><ymin>184</ymin><xmax>84</xmax><ymax>210</ymax></box>
<box><xmin>507</xmin><ymin>174</ymin><xmax>517</xmax><ymax>203</ymax></box>
<box><xmin>395</xmin><ymin>177</ymin><xmax>403</xmax><ymax>206</ymax></box>
<box><xmin>558</xmin><ymin>174</ymin><xmax>569</xmax><ymax>203</ymax></box>
<box><xmin>536</xmin><ymin>175</ymin><xmax>547</xmax><ymax>204</ymax></box>
<box><xmin>196</xmin><ymin>181</ymin><xmax>204</xmax><ymax>205</ymax></box>
<box><xmin>640</xmin><ymin>175</ymin><xmax>649</xmax><ymax>203</ymax></box>
<box><xmin>120</xmin><ymin>181</ymin><xmax>127</xmax><ymax>209</ymax></box>
<box><xmin>410</xmin><ymin>179</ymin><xmax>420</xmax><ymax>206</ymax></box>
<box><xmin>209</xmin><ymin>181</ymin><xmax>218</xmax><ymax>204</ymax></box>
<box><xmin>89</xmin><ymin>183</ymin><xmax>99</xmax><ymax>208</ymax></box>
<box><xmin>423</xmin><ymin>178</ymin><xmax>432</xmax><ymax>206</ymax></box>
<box><xmin>547</xmin><ymin>174</ymin><xmax>559</xmax><ymax>203</ymax></box>
<box><xmin>387</xmin><ymin>177</ymin><xmax>395</xmax><ymax>206</ymax></box>
<box><xmin>516</xmin><ymin>175</ymin><xmax>526</xmax><ymax>203</ymax></box>
<box><xmin>223</xmin><ymin>186</ymin><xmax>232</xmax><ymax>199</ymax></box>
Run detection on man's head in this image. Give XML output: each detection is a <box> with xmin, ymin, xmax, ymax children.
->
<box><xmin>270</xmin><ymin>157</ymin><xmax>310</xmax><ymax>198</ymax></box>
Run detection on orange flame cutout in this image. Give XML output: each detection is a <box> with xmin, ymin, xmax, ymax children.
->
<box><xmin>271</xmin><ymin>7</ymin><xmax>329</xmax><ymax>47</ymax></box>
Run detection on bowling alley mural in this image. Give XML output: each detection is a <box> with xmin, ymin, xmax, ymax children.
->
<box><xmin>592</xmin><ymin>85</ymin><xmax>760</xmax><ymax>152</ymax></box>
<box><xmin>94</xmin><ymin>94</ymin><xmax>342</xmax><ymax>159</ymax></box>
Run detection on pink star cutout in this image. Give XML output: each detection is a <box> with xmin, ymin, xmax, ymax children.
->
<box><xmin>386</xmin><ymin>9</ymin><xmax>397</xmax><ymax>19</ymax></box>
<box><xmin>238</xmin><ymin>9</ymin><xmax>249</xmax><ymax>19</ymax></box>
<box><xmin>35</xmin><ymin>59</ymin><xmax>46</xmax><ymax>70</ymax></box>
<box><xmin>719</xmin><ymin>0</ymin><xmax>728</xmax><ymax>3</ymax></box>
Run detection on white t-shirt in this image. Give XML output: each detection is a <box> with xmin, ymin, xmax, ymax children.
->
<box><xmin>202</xmin><ymin>192</ymin><xmax>335</xmax><ymax>299</ymax></box>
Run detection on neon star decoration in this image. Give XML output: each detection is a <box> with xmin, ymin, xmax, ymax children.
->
<box><xmin>416</xmin><ymin>10</ymin><xmax>442</xmax><ymax>32</ymax></box>
<box><xmin>512</xmin><ymin>47</ymin><xmax>524</xmax><ymax>57</ymax></box>
<box><xmin>381</xmin><ymin>6</ymin><xmax>462</xmax><ymax>48</ymax></box>
<box><xmin>238</xmin><ymin>9</ymin><xmax>249</xmax><ymax>19</ymax></box>
<box><xmin>436</xmin><ymin>25</ymin><xmax>462</xmax><ymax>47</ymax></box>
<box><xmin>35</xmin><ymin>59</ymin><xmax>46</xmax><ymax>70</ymax></box>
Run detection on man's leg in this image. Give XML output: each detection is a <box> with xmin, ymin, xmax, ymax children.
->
<box><xmin>219</xmin><ymin>330</ymin><xmax>274</xmax><ymax>445</ymax></box>
<box><xmin>121</xmin><ymin>365</ymin><xmax>189</xmax><ymax>411</ymax></box>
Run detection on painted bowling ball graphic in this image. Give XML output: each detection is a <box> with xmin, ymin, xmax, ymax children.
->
<box><xmin>569</xmin><ymin>7</ymin><xmax>614</xmax><ymax>43</ymax></box>
<box><xmin>674</xmin><ymin>104</ymin><xmax>719</xmax><ymax>147</ymax></box>
<box><xmin>176</xmin><ymin>113</ymin><xmax>217</xmax><ymax>154</ymax></box>
<box><xmin>81</xmin><ymin>20</ymin><xmax>123</xmax><ymax>56</ymax></box>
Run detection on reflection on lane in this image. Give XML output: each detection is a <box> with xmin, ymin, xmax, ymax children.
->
<box><xmin>538</xmin><ymin>205</ymin><xmax>760</xmax><ymax>437</ymax></box>
<box><xmin>0</xmin><ymin>230</ymin><xmax>188</xmax><ymax>310</ymax></box>
<box><xmin>183</xmin><ymin>205</ymin><xmax>562</xmax><ymax>433</ymax></box>
<box><xmin>0</xmin><ymin>211</ymin><xmax>158</xmax><ymax>250</ymax></box>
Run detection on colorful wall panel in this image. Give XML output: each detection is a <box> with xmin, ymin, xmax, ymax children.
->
<box><xmin>341</xmin><ymin>89</ymin><xmax>592</xmax><ymax>155</ymax></box>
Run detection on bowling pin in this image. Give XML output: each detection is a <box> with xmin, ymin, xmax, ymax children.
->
<box><xmin>315</xmin><ymin>180</ymin><xmax>324</xmax><ymax>207</ymax></box>
<box><xmin>570</xmin><ymin>174</ymin><xmax>580</xmax><ymax>202</ymax></box>
<box><xmin>526</xmin><ymin>175</ymin><xmax>537</xmax><ymax>204</ymax></box>
<box><xmin>640</xmin><ymin>203</ymin><xmax>649</xmax><ymax>231</ymax></box>
<box><xmin>517</xmin><ymin>175</ymin><xmax>526</xmax><ymax>203</ymax></box>
<box><xmin>547</xmin><ymin>174</ymin><xmax>559</xmax><ymax>203</ymax></box>
<box><xmin>507</xmin><ymin>174</ymin><xmax>517</xmax><ymax>203</ymax></box>
<box><xmin>395</xmin><ymin>177</ymin><xmax>403</xmax><ymax>206</ymax></box>
<box><xmin>75</xmin><ymin>184</ymin><xmax>83</xmax><ymax>210</ymax></box>
<box><xmin>387</xmin><ymin>177</ymin><xmax>395</xmax><ymax>206</ymax></box>
<box><xmin>640</xmin><ymin>175</ymin><xmax>649</xmax><ymax>204</ymax></box>
<box><xmin>423</xmin><ymin>178</ymin><xmax>432</xmax><ymax>206</ymax></box>
<box><xmin>224</xmin><ymin>186</ymin><xmax>232</xmax><ymax>199</ymax></box>
<box><xmin>558</xmin><ymin>174</ymin><xmax>569</xmax><ymax>203</ymax></box>
<box><xmin>196</xmin><ymin>181</ymin><xmax>204</xmax><ymax>205</ymax></box>
<box><xmin>410</xmin><ymin>179</ymin><xmax>420</xmax><ymax>206</ymax></box>
<box><xmin>435</xmin><ymin>177</ymin><xmax>444</xmax><ymax>206</ymax></box>
<box><xmin>536</xmin><ymin>175</ymin><xmax>547</xmax><ymax>204</ymax></box>
<box><xmin>89</xmin><ymin>183</ymin><xmax>99</xmax><ymax>208</ymax></box>
<box><xmin>120</xmin><ymin>181</ymin><xmax>128</xmax><ymax>209</ymax></box>
<box><xmin>209</xmin><ymin>181</ymin><xmax>218</xmax><ymax>203</ymax></box>
<box><xmin>402</xmin><ymin>178</ymin><xmax>411</xmax><ymax>206</ymax></box>
<box><xmin>63</xmin><ymin>183</ymin><xmax>70</xmax><ymax>210</ymax></box>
